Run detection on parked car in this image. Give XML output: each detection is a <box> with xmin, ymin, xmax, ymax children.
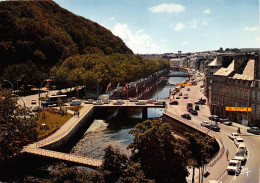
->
<box><xmin>32</xmin><ymin>106</ymin><xmax>41</xmax><ymax>112</ymax></box>
<box><xmin>154</xmin><ymin>101</ymin><xmax>165</xmax><ymax>106</ymax></box>
<box><xmin>169</xmin><ymin>100</ymin><xmax>178</xmax><ymax>105</ymax></box>
<box><xmin>70</xmin><ymin>100</ymin><xmax>81</xmax><ymax>106</ymax></box>
<box><xmin>187</xmin><ymin>103</ymin><xmax>193</xmax><ymax>108</ymax></box>
<box><xmin>181</xmin><ymin>113</ymin><xmax>191</xmax><ymax>120</ymax></box>
<box><xmin>195</xmin><ymin>105</ymin><xmax>200</xmax><ymax>110</ymax></box>
<box><xmin>247</xmin><ymin>127</ymin><xmax>260</xmax><ymax>135</ymax></box>
<box><xmin>234</xmin><ymin>152</ymin><xmax>247</xmax><ymax>164</ymax></box>
<box><xmin>201</xmin><ymin>121</ymin><xmax>211</xmax><ymax>128</ymax></box>
<box><xmin>136</xmin><ymin>101</ymin><xmax>146</xmax><ymax>105</ymax></box>
<box><xmin>179</xmin><ymin>92</ymin><xmax>183</xmax><ymax>96</ymax></box>
<box><xmin>94</xmin><ymin>100</ymin><xmax>103</xmax><ymax>105</ymax></box>
<box><xmin>176</xmin><ymin>96</ymin><xmax>180</xmax><ymax>99</ymax></box>
<box><xmin>234</xmin><ymin>137</ymin><xmax>245</xmax><ymax>147</ymax></box>
<box><xmin>102</xmin><ymin>99</ymin><xmax>110</xmax><ymax>104</ymax></box>
<box><xmin>228</xmin><ymin>133</ymin><xmax>240</xmax><ymax>140</ymax></box>
<box><xmin>147</xmin><ymin>99</ymin><xmax>156</xmax><ymax>104</ymax></box>
<box><xmin>208</xmin><ymin>180</ymin><xmax>222</xmax><ymax>183</ymax></box>
<box><xmin>31</xmin><ymin>99</ymin><xmax>36</xmax><ymax>105</ymax></box>
<box><xmin>113</xmin><ymin>99</ymin><xmax>124</xmax><ymax>105</ymax></box>
<box><xmin>219</xmin><ymin>119</ymin><xmax>232</xmax><ymax>125</ymax></box>
<box><xmin>85</xmin><ymin>99</ymin><xmax>94</xmax><ymax>104</ymax></box>
<box><xmin>183</xmin><ymin>94</ymin><xmax>188</xmax><ymax>99</ymax></box>
<box><xmin>209</xmin><ymin>115</ymin><xmax>220</xmax><ymax>122</ymax></box>
<box><xmin>187</xmin><ymin>88</ymin><xmax>190</xmax><ymax>91</ymax></box>
<box><xmin>210</xmin><ymin>124</ymin><xmax>220</xmax><ymax>132</ymax></box>
<box><xmin>190</xmin><ymin>109</ymin><xmax>198</xmax><ymax>115</ymax></box>
<box><xmin>226</xmin><ymin>159</ymin><xmax>241</xmax><ymax>175</ymax></box>
<box><xmin>130</xmin><ymin>98</ymin><xmax>139</xmax><ymax>102</ymax></box>
<box><xmin>237</xmin><ymin>144</ymin><xmax>248</xmax><ymax>155</ymax></box>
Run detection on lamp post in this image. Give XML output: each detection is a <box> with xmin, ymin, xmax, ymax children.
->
<box><xmin>20</xmin><ymin>97</ymin><xmax>26</xmax><ymax>119</ymax></box>
<box><xmin>156</xmin><ymin>72</ymin><xmax>159</xmax><ymax>104</ymax></box>
<box><xmin>39</xmin><ymin>80</ymin><xmax>46</xmax><ymax>108</ymax></box>
<box><xmin>4</xmin><ymin>78</ymin><xmax>21</xmax><ymax>93</ymax></box>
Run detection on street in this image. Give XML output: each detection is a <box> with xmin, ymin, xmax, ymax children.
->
<box><xmin>167</xmin><ymin>79</ymin><xmax>260</xmax><ymax>183</ymax></box>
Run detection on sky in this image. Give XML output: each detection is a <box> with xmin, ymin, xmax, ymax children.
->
<box><xmin>53</xmin><ymin>0</ymin><xmax>259</xmax><ymax>54</ymax></box>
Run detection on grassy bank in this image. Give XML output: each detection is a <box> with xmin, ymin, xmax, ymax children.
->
<box><xmin>36</xmin><ymin>109</ymin><xmax>71</xmax><ymax>140</ymax></box>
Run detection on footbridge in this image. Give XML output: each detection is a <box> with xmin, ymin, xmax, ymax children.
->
<box><xmin>23</xmin><ymin>105</ymin><xmax>103</xmax><ymax>168</ymax></box>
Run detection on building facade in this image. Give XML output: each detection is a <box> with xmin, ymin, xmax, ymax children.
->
<box><xmin>208</xmin><ymin>54</ymin><xmax>260</xmax><ymax>127</ymax></box>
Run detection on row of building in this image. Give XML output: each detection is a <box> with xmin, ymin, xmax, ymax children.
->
<box><xmin>139</xmin><ymin>48</ymin><xmax>260</xmax><ymax>127</ymax></box>
<box><xmin>206</xmin><ymin>54</ymin><xmax>260</xmax><ymax>127</ymax></box>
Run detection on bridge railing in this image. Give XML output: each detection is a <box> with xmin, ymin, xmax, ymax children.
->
<box><xmin>23</xmin><ymin>147</ymin><xmax>102</xmax><ymax>167</ymax></box>
<box><xmin>164</xmin><ymin>111</ymin><xmax>224</xmax><ymax>167</ymax></box>
<box><xmin>35</xmin><ymin>106</ymin><xmax>93</xmax><ymax>148</ymax></box>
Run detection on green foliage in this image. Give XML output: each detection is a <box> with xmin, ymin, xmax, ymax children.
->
<box><xmin>101</xmin><ymin>145</ymin><xmax>128</xmax><ymax>183</ymax></box>
<box><xmin>51</xmin><ymin>53</ymin><xmax>169</xmax><ymax>92</ymax></box>
<box><xmin>0</xmin><ymin>0</ymin><xmax>132</xmax><ymax>72</ymax></box>
<box><xmin>128</xmin><ymin>119</ymin><xmax>189</xmax><ymax>183</ymax></box>
<box><xmin>2</xmin><ymin>61</ymin><xmax>45</xmax><ymax>88</ymax></box>
<box><xmin>184</xmin><ymin>132</ymin><xmax>215</xmax><ymax>167</ymax></box>
<box><xmin>116</xmin><ymin>161</ymin><xmax>155</xmax><ymax>183</ymax></box>
<box><xmin>0</xmin><ymin>89</ymin><xmax>38</xmax><ymax>161</ymax></box>
<box><xmin>45</xmin><ymin>162</ymin><xmax>104</xmax><ymax>183</ymax></box>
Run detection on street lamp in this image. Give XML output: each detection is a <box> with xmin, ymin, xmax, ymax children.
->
<box><xmin>4</xmin><ymin>78</ymin><xmax>21</xmax><ymax>93</ymax></box>
<box><xmin>156</xmin><ymin>72</ymin><xmax>159</xmax><ymax>104</ymax></box>
<box><xmin>20</xmin><ymin>97</ymin><xmax>26</xmax><ymax>119</ymax></box>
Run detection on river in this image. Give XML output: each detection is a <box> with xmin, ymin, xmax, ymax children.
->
<box><xmin>70</xmin><ymin>76</ymin><xmax>188</xmax><ymax>159</ymax></box>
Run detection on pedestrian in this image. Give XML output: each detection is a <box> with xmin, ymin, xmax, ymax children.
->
<box><xmin>237</xmin><ymin>127</ymin><xmax>241</xmax><ymax>134</ymax></box>
<box><xmin>78</xmin><ymin>111</ymin><xmax>80</xmax><ymax>117</ymax></box>
<box><xmin>73</xmin><ymin>111</ymin><xmax>76</xmax><ymax>117</ymax></box>
<box><xmin>226</xmin><ymin>149</ymin><xmax>229</xmax><ymax>161</ymax></box>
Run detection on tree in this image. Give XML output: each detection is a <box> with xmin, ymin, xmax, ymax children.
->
<box><xmin>100</xmin><ymin>145</ymin><xmax>128</xmax><ymax>183</ymax></box>
<box><xmin>128</xmin><ymin>119</ymin><xmax>189</xmax><ymax>183</ymax></box>
<box><xmin>0</xmin><ymin>89</ymin><xmax>38</xmax><ymax>161</ymax></box>
<box><xmin>116</xmin><ymin>161</ymin><xmax>155</xmax><ymax>183</ymax></box>
<box><xmin>46</xmin><ymin>162</ymin><xmax>104</xmax><ymax>183</ymax></box>
<box><xmin>184</xmin><ymin>132</ymin><xmax>215</xmax><ymax>183</ymax></box>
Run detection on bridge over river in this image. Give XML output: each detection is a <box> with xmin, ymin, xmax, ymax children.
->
<box><xmin>22</xmin><ymin>100</ymin><xmax>165</xmax><ymax>168</ymax></box>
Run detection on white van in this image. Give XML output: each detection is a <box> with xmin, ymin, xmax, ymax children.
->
<box><xmin>70</xmin><ymin>100</ymin><xmax>81</xmax><ymax>106</ymax></box>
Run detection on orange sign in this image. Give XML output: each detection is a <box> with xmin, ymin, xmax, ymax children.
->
<box><xmin>225</xmin><ymin>107</ymin><xmax>251</xmax><ymax>112</ymax></box>
<box><xmin>176</xmin><ymin>83</ymin><xmax>196</xmax><ymax>86</ymax></box>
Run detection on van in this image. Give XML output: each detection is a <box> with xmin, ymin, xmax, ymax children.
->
<box><xmin>70</xmin><ymin>100</ymin><xmax>81</xmax><ymax>106</ymax></box>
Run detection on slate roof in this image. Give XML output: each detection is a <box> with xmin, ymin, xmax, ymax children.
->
<box><xmin>232</xmin><ymin>59</ymin><xmax>255</xmax><ymax>80</ymax></box>
<box><xmin>214</xmin><ymin>59</ymin><xmax>235</xmax><ymax>76</ymax></box>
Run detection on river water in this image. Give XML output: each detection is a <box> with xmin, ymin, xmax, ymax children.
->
<box><xmin>70</xmin><ymin>76</ymin><xmax>188</xmax><ymax>159</ymax></box>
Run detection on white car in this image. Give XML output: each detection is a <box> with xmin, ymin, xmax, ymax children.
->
<box><xmin>130</xmin><ymin>98</ymin><xmax>138</xmax><ymax>102</ymax></box>
<box><xmin>85</xmin><ymin>99</ymin><xmax>94</xmax><ymax>104</ymax></box>
<box><xmin>94</xmin><ymin>100</ymin><xmax>103</xmax><ymax>105</ymax></box>
<box><xmin>228</xmin><ymin>133</ymin><xmax>240</xmax><ymax>140</ymax></box>
<box><xmin>31</xmin><ymin>99</ymin><xmax>36</xmax><ymax>105</ymax></box>
<box><xmin>234</xmin><ymin>137</ymin><xmax>245</xmax><ymax>147</ymax></box>
<box><xmin>237</xmin><ymin>144</ymin><xmax>248</xmax><ymax>155</ymax></box>
<box><xmin>234</xmin><ymin>152</ymin><xmax>247</xmax><ymax>164</ymax></box>
<box><xmin>226</xmin><ymin>159</ymin><xmax>241</xmax><ymax>174</ymax></box>
<box><xmin>102</xmin><ymin>99</ymin><xmax>110</xmax><ymax>104</ymax></box>
<box><xmin>113</xmin><ymin>99</ymin><xmax>124</xmax><ymax>105</ymax></box>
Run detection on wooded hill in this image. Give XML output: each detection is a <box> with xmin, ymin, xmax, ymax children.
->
<box><xmin>0</xmin><ymin>0</ymin><xmax>133</xmax><ymax>71</ymax></box>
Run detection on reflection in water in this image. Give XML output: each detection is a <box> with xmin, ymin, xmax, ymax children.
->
<box><xmin>70</xmin><ymin>76</ymin><xmax>188</xmax><ymax>160</ymax></box>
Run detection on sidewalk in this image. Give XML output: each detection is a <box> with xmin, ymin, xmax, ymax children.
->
<box><xmin>26</xmin><ymin>104</ymin><xmax>93</xmax><ymax>149</ymax></box>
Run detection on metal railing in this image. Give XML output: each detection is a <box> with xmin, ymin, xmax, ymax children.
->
<box><xmin>23</xmin><ymin>147</ymin><xmax>102</xmax><ymax>167</ymax></box>
<box><xmin>164</xmin><ymin>111</ymin><xmax>224</xmax><ymax>167</ymax></box>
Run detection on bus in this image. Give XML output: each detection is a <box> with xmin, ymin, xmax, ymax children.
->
<box><xmin>41</xmin><ymin>95</ymin><xmax>67</xmax><ymax>107</ymax></box>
